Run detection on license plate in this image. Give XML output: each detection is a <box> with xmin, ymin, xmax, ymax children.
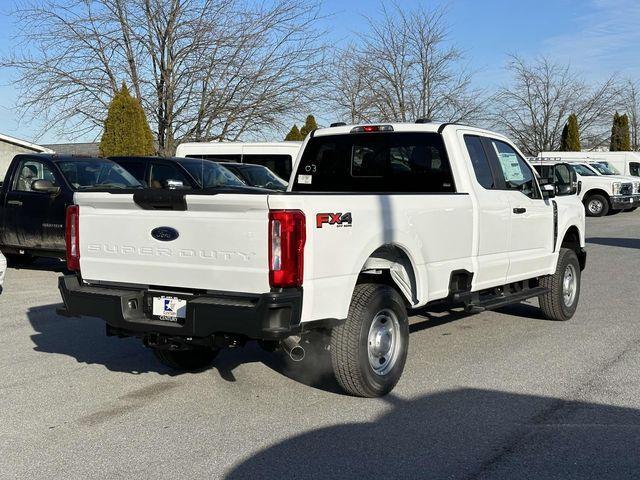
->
<box><xmin>152</xmin><ymin>296</ymin><xmax>187</xmax><ymax>322</ymax></box>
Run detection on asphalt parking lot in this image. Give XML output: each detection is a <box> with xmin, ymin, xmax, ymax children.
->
<box><xmin>1</xmin><ymin>212</ymin><xmax>639</xmax><ymax>480</ymax></box>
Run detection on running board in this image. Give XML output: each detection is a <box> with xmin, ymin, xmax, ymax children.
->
<box><xmin>465</xmin><ymin>286</ymin><xmax>549</xmax><ymax>312</ymax></box>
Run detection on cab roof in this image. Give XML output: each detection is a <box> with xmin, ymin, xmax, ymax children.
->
<box><xmin>312</xmin><ymin>121</ymin><xmax>505</xmax><ymax>139</ymax></box>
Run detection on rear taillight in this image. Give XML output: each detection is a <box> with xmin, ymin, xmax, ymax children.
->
<box><xmin>269</xmin><ymin>210</ymin><xmax>306</xmax><ymax>288</ymax></box>
<box><xmin>66</xmin><ymin>205</ymin><xmax>80</xmax><ymax>271</ymax></box>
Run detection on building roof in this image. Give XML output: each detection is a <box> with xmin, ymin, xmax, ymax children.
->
<box><xmin>0</xmin><ymin>133</ymin><xmax>53</xmax><ymax>153</ymax></box>
<box><xmin>42</xmin><ymin>142</ymin><xmax>100</xmax><ymax>157</ymax></box>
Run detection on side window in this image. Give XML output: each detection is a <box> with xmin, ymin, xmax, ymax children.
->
<box><xmin>464</xmin><ymin>135</ymin><xmax>495</xmax><ymax>189</ymax></box>
<box><xmin>630</xmin><ymin>162</ymin><xmax>640</xmax><ymax>177</ymax></box>
<box><xmin>242</xmin><ymin>154</ymin><xmax>292</xmax><ymax>181</ymax></box>
<box><xmin>490</xmin><ymin>140</ymin><xmax>540</xmax><ymax>199</ymax></box>
<box><xmin>149</xmin><ymin>163</ymin><xmax>192</xmax><ymax>190</ymax></box>
<box><xmin>14</xmin><ymin>160</ymin><xmax>58</xmax><ymax>192</ymax></box>
<box><xmin>118</xmin><ymin>162</ymin><xmax>147</xmax><ymax>185</ymax></box>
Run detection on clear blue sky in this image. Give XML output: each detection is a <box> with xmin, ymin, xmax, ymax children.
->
<box><xmin>0</xmin><ymin>0</ymin><xmax>639</xmax><ymax>144</ymax></box>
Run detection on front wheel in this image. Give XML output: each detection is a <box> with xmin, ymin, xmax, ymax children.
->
<box><xmin>539</xmin><ymin>248</ymin><xmax>581</xmax><ymax>321</ymax></box>
<box><xmin>584</xmin><ymin>194</ymin><xmax>609</xmax><ymax>217</ymax></box>
<box><xmin>330</xmin><ymin>284</ymin><xmax>409</xmax><ymax>397</ymax></box>
<box><xmin>152</xmin><ymin>346</ymin><xmax>219</xmax><ymax>371</ymax></box>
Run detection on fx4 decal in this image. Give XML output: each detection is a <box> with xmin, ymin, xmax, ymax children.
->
<box><xmin>316</xmin><ymin>212</ymin><xmax>353</xmax><ymax>228</ymax></box>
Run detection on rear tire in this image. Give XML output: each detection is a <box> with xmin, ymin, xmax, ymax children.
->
<box><xmin>584</xmin><ymin>194</ymin><xmax>609</xmax><ymax>217</ymax></box>
<box><xmin>539</xmin><ymin>248</ymin><xmax>581</xmax><ymax>321</ymax></box>
<box><xmin>152</xmin><ymin>347</ymin><xmax>219</xmax><ymax>371</ymax></box>
<box><xmin>330</xmin><ymin>284</ymin><xmax>409</xmax><ymax>397</ymax></box>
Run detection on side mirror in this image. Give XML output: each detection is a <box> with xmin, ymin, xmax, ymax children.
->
<box><xmin>541</xmin><ymin>183</ymin><xmax>556</xmax><ymax>199</ymax></box>
<box><xmin>31</xmin><ymin>179</ymin><xmax>60</xmax><ymax>194</ymax></box>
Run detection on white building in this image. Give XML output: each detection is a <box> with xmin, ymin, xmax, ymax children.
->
<box><xmin>0</xmin><ymin>133</ymin><xmax>53</xmax><ymax>180</ymax></box>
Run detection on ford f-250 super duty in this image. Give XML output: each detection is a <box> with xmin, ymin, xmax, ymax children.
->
<box><xmin>58</xmin><ymin>122</ymin><xmax>586</xmax><ymax>397</ymax></box>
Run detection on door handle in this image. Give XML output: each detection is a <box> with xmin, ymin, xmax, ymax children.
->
<box><xmin>513</xmin><ymin>207</ymin><xmax>526</xmax><ymax>214</ymax></box>
<box><xmin>7</xmin><ymin>200</ymin><xmax>22</xmax><ymax>207</ymax></box>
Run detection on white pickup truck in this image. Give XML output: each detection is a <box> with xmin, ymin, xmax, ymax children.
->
<box><xmin>58</xmin><ymin>122</ymin><xmax>586</xmax><ymax>397</ymax></box>
<box><xmin>533</xmin><ymin>158</ymin><xmax>640</xmax><ymax>216</ymax></box>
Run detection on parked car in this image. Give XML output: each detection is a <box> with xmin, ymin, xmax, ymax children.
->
<box><xmin>222</xmin><ymin>163</ymin><xmax>287</xmax><ymax>191</ymax></box>
<box><xmin>532</xmin><ymin>158</ymin><xmax>640</xmax><ymax>216</ymax></box>
<box><xmin>59</xmin><ymin>122</ymin><xmax>586</xmax><ymax>397</ymax></box>
<box><xmin>540</xmin><ymin>151</ymin><xmax>640</xmax><ymax>177</ymax></box>
<box><xmin>175</xmin><ymin>141</ymin><xmax>302</xmax><ymax>182</ymax></box>
<box><xmin>110</xmin><ymin>156</ymin><xmax>247</xmax><ymax>190</ymax></box>
<box><xmin>0</xmin><ymin>154</ymin><xmax>141</xmax><ymax>261</ymax></box>
<box><xmin>0</xmin><ymin>251</ymin><xmax>6</xmax><ymax>292</ymax></box>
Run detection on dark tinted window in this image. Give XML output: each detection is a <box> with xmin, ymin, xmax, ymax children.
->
<box><xmin>58</xmin><ymin>160</ymin><xmax>141</xmax><ymax>190</ymax></box>
<box><xmin>464</xmin><ymin>135</ymin><xmax>494</xmax><ymax>189</ymax></box>
<box><xmin>292</xmin><ymin>132</ymin><xmax>454</xmax><ymax>193</ymax></box>
<box><xmin>242</xmin><ymin>154</ymin><xmax>292</xmax><ymax>181</ymax></box>
<box><xmin>571</xmin><ymin>164</ymin><xmax>597</xmax><ymax>176</ymax></box>
<box><xmin>630</xmin><ymin>162</ymin><xmax>640</xmax><ymax>176</ymax></box>
<box><xmin>490</xmin><ymin>140</ymin><xmax>539</xmax><ymax>199</ymax></box>
<box><xmin>117</xmin><ymin>161</ymin><xmax>147</xmax><ymax>185</ymax></box>
<box><xmin>178</xmin><ymin>159</ymin><xmax>245</xmax><ymax>188</ymax></box>
<box><xmin>149</xmin><ymin>162</ymin><xmax>192</xmax><ymax>189</ymax></box>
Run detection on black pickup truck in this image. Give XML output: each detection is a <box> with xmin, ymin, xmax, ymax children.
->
<box><xmin>0</xmin><ymin>154</ymin><xmax>141</xmax><ymax>261</ymax></box>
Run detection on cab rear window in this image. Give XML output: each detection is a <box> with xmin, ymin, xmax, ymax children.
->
<box><xmin>292</xmin><ymin>132</ymin><xmax>455</xmax><ymax>193</ymax></box>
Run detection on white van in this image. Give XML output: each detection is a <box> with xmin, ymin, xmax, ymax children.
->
<box><xmin>540</xmin><ymin>151</ymin><xmax>640</xmax><ymax>177</ymax></box>
<box><xmin>175</xmin><ymin>142</ymin><xmax>302</xmax><ymax>181</ymax></box>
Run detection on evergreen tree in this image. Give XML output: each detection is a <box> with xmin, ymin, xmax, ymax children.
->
<box><xmin>299</xmin><ymin>115</ymin><xmax>319</xmax><ymax>137</ymax></box>
<box><xmin>619</xmin><ymin>114</ymin><xmax>631</xmax><ymax>151</ymax></box>
<box><xmin>284</xmin><ymin>124</ymin><xmax>303</xmax><ymax>141</ymax></box>
<box><xmin>560</xmin><ymin>113</ymin><xmax>581</xmax><ymax>151</ymax></box>
<box><xmin>100</xmin><ymin>83</ymin><xmax>155</xmax><ymax>157</ymax></box>
<box><xmin>610</xmin><ymin>112</ymin><xmax>621</xmax><ymax>151</ymax></box>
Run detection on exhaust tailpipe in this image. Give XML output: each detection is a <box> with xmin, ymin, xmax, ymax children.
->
<box><xmin>281</xmin><ymin>336</ymin><xmax>305</xmax><ymax>362</ymax></box>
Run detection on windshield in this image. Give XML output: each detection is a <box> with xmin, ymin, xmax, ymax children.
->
<box><xmin>58</xmin><ymin>160</ymin><xmax>142</xmax><ymax>189</ymax></box>
<box><xmin>571</xmin><ymin>164</ymin><xmax>598</xmax><ymax>176</ymax></box>
<box><xmin>178</xmin><ymin>159</ymin><xmax>246</xmax><ymax>188</ymax></box>
<box><xmin>591</xmin><ymin>162</ymin><xmax>620</xmax><ymax>175</ymax></box>
<box><xmin>237</xmin><ymin>165</ymin><xmax>287</xmax><ymax>190</ymax></box>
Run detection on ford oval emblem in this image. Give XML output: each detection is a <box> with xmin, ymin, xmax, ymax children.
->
<box><xmin>151</xmin><ymin>227</ymin><xmax>179</xmax><ymax>242</ymax></box>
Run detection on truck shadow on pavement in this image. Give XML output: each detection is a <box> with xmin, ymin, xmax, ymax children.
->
<box><xmin>587</xmin><ymin>237</ymin><xmax>640</xmax><ymax>250</ymax></box>
<box><xmin>224</xmin><ymin>388</ymin><xmax>640</xmax><ymax>480</ymax></box>
<box><xmin>27</xmin><ymin>304</ymin><xmax>176</xmax><ymax>375</ymax></box>
<box><xmin>26</xmin><ymin>301</ymin><xmax>560</xmax><ymax>392</ymax></box>
<box><xmin>26</xmin><ymin>303</ymin><xmax>341</xmax><ymax>388</ymax></box>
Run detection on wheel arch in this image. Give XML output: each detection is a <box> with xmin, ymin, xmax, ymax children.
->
<box><xmin>559</xmin><ymin>225</ymin><xmax>586</xmax><ymax>270</ymax></box>
<box><xmin>357</xmin><ymin>244</ymin><xmax>422</xmax><ymax>307</ymax></box>
<box><xmin>582</xmin><ymin>188</ymin><xmax>611</xmax><ymax>205</ymax></box>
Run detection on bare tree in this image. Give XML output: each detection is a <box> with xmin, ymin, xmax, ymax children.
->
<box><xmin>4</xmin><ymin>0</ymin><xmax>326</xmax><ymax>154</ymax></box>
<box><xmin>620</xmin><ymin>79</ymin><xmax>640</xmax><ymax>150</ymax></box>
<box><xmin>326</xmin><ymin>3</ymin><xmax>485</xmax><ymax>125</ymax></box>
<box><xmin>491</xmin><ymin>55</ymin><xmax>619</xmax><ymax>155</ymax></box>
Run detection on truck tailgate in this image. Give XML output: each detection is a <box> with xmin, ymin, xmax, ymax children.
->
<box><xmin>75</xmin><ymin>192</ymin><xmax>270</xmax><ymax>293</ymax></box>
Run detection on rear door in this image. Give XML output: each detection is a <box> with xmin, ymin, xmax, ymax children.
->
<box><xmin>485</xmin><ymin>139</ymin><xmax>554</xmax><ymax>281</ymax></box>
<box><xmin>76</xmin><ymin>192</ymin><xmax>271</xmax><ymax>293</ymax></box>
